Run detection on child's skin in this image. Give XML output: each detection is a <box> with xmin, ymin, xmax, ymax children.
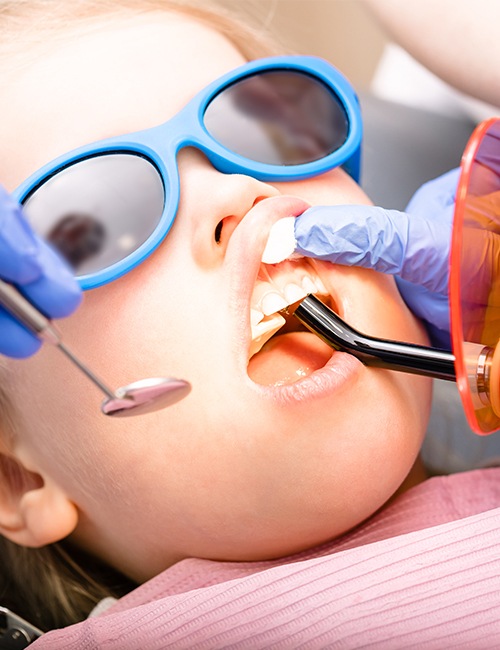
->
<box><xmin>0</xmin><ymin>10</ymin><xmax>431</xmax><ymax>583</ymax></box>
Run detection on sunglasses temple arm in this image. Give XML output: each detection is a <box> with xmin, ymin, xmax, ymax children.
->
<box><xmin>290</xmin><ymin>294</ymin><xmax>456</xmax><ymax>381</ymax></box>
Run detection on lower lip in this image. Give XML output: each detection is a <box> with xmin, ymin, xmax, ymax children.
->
<box><xmin>251</xmin><ymin>347</ymin><xmax>363</xmax><ymax>406</ymax></box>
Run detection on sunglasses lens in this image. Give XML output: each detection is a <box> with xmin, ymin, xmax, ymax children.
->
<box><xmin>204</xmin><ymin>70</ymin><xmax>349</xmax><ymax>166</ymax></box>
<box><xmin>22</xmin><ymin>154</ymin><xmax>164</xmax><ymax>278</ymax></box>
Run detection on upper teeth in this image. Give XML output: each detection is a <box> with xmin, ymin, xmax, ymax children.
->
<box><xmin>249</xmin><ymin>261</ymin><xmax>327</xmax><ymax>358</ymax></box>
<box><xmin>249</xmin><ymin>312</ymin><xmax>287</xmax><ymax>359</ymax></box>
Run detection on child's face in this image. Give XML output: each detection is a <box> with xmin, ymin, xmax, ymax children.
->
<box><xmin>1</xmin><ymin>11</ymin><xmax>431</xmax><ymax>580</ymax></box>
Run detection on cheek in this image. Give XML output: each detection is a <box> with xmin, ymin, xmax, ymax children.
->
<box><xmin>62</xmin><ymin>270</ymin><xmax>201</xmax><ymax>387</ymax></box>
<box><xmin>59</xmin><ymin>247</ymin><xmax>238</xmax><ymax>433</ymax></box>
<box><xmin>339</xmin><ymin>266</ymin><xmax>429</xmax><ymax>346</ymax></box>
<box><xmin>332</xmin><ymin>266</ymin><xmax>432</xmax><ymax>435</ymax></box>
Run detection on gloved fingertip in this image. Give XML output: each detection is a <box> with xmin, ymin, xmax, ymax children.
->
<box><xmin>0</xmin><ymin>184</ymin><xmax>13</xmax><ymax>203</ymax></box>
<box><xmin>53</xmin><ymin>280</ymin><xmax>83</xmax><ymax>318</ymax></box>
<box><xmin>22</xmin><ymin>241</ymin><xmax>82</xmax><ymax>319</ymax></box>
<box><xmin>426</xmin><ymin>324</ymin><xmax>452</xmax><ymax>351</ymax></box>
<box><xmin>294</xmin><ymin>204</ymin><xmax>410</xmax><ymax>273</ymax></box>
<box><xmin>405</xmin><ymin>167</ymin><xmax>461</xmax><ymax>216</ymax></box>
<box><xmin>0</xmin><ymin>188</ymin><xmax>43</xmax><ymax>284</ymax></box>
<box><xmin>0</xmin><ymin>309</ymin><xmax>42</xmax><ymax>358</ymax></box>
<box><xmin>3</xmin><ymin>339</ymin><xmax>42</xmax><ymax>359</ymax></box>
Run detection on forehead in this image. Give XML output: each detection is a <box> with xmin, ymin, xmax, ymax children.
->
<box><xmin>0</xmin><ymin>11</ymin><xmax>246</xmax><ymax>190</ymax></box>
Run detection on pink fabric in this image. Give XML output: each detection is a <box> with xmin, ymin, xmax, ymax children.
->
<box><xmin>33</xmin><ymin>468</ymin><xmax>500</xmax><ymax>648</ymax></box>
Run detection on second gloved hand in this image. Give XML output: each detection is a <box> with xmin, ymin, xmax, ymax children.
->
<box><xmin>263</xmin><ymin>169</ymin><xmax>460</xmax><ymax>349</ymax></box>
<box><xmin>0</xmin><ymin>185</ymin><xmax>82</xmax><ymax>358</ymax></box>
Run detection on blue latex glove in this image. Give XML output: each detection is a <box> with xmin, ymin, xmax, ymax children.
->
<box><xmin>0</xmin><ymin>185</ymin><xmax>82</xmax><ymax>358</ymax></box>
<box><xmin>293</xmin><ymin>169</ymin><xmax>460</xmax><ymax>350</ymax></box>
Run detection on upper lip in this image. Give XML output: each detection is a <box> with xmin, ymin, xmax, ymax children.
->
<box><xmin>223</xmin><ymin>194</ymin><xmax>327</xmax><ymax>367</ymax></box>
<box><xmin>223</xmin><ymin>194</ymin><xmax>311</xmax><ymax>319</ymax></box>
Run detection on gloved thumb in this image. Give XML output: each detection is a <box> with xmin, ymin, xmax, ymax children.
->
<box><xmin>264</xmin><ymin>204</ymin><xmax>451</xmax><ymax>295</ymax></box>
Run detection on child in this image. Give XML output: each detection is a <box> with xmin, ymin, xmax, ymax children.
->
<box><xmin>0</xmin><ymin>1</ymin><xmax>499</xmax><ymax>646</ymax></box>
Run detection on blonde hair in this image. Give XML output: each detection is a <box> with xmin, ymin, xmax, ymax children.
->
<box><xmin>0</xmin><ymin>0</ymin><xmax>280</xmax><ymax>631</ymax></box>
<box><xmin>0</xmin><ymin>0</ymin><xmax>284</xmax><ymax>66</ymax></box>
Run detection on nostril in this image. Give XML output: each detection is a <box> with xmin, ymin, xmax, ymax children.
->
<box><xmin>214</xmin><ymin>220</ymin><xmax>223</xmax><ymax>244</ymax></box>
<box><xmin>213</xmin><ymin>215</ymin><xmax>240</xmax><ymax>248</ymax></box>
<box><xmin>213</xmin><ymin>195</ymin><xmax>271</xmax><ymax>247</ymax></box>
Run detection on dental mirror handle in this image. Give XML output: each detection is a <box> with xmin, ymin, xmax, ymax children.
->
<box><xmin>0</xmin><ymin>278</ymin><xmax>191</xmax><ymax>415</ymax></box>
<box><xmin>293</xmin><ymin>294</ymin><xmax>456</xmax><ymax>381</ymax></box>
<box><xmin>0</xmin><ymin>278</ymin><xmax>125</xmax><ymax>400</ymax></box>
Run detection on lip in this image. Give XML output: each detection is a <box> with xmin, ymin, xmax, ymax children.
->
<box><xmin>224</xmin><ymin>195</ymin><xmax>364</xmax><ymax>405</ymax></box>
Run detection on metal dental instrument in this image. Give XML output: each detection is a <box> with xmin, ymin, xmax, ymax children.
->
<box><xmin>0</xmin><ymin>278</ymin><xmax>191</xmax><ymax>416</ymax></box>
<box><xmin>292</xmin><ymin>295</ymin><xmax>500</xmax><ymax>429</ymax></box>
<box><xmin>292</xmin><ymin>294</ymin><xmax>457</xmax><ymax>381</ymax></box>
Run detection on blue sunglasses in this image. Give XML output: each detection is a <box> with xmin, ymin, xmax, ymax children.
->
<box><xmin>14</xmin><ymin>55</ymin><xmax>362</xmax><ymax>290</ymax></box>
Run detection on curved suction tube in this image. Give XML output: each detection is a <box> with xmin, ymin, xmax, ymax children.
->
<box><xmin>292</xmin><ymin>294</ymin><xmax>456</xmax><ymax>381</ymax></box>
<box><xmin>292</xmin><ymin>296</ymin><xmax>499</xmax><ymax>429</ymax></box>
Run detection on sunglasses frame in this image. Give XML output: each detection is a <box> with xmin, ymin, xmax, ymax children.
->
<box><xmin>13</xmin><ymin>55</ymin><xmax>362</xmax><ymax>290</ymax></box>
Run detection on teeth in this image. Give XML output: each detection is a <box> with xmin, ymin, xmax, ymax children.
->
<box><xmin>314</xmin><ymin>275</ymin><xmax>328</xmax><ymax>295</ymax></box>
<box><xmin>249</xmin><ymin>262</ymin><xmax>331</xmax><ymax>357</ymax></box>
<box><xmin>251</xmin><ymin>308</ymin><xmax>264</xmax><ymax>327</ymax></box>
<box><xmin>261</xmin><ymin>292</ymin><xmax>289</xmax><ymax>316</ymax></box>
<box><xmin>302</xmin><ymin>275</ymin><xmax>319</xmax><ymax>294</ymax></box>
<box><xmin>249</xmin><ymin>312</ymin><xmax>286</xmax><ymax>358</ymax></box>
<box><xmin>284</xmin><ymin>283</ymin><xmax>308</xmax><ymax>304</ymax></box>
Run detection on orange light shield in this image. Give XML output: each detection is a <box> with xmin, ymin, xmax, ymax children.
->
<box><xmin>450</xmin><ymin>117</ymin><xmax>500</xmax><ymax>434</ymax></box>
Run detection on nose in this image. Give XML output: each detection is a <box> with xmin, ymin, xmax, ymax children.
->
<box><xmin>177</xmin><ymin>148</ymin><xmax>280</xmax><ymax>268</ymax></box>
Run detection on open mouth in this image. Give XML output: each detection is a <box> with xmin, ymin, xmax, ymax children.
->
<box><xmin>247</xmin><ymin>260</ymin><xmax>335</xmax><ymax>386</ymax></box>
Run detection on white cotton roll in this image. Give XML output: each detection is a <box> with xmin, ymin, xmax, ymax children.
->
<box><xmin>261</xmin><ymin>216</ymin><xmax>297</xmax><ymax>264</ymax></box>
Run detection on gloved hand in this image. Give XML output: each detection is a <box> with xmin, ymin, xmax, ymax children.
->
<box><xmin>263</xmin><ymin>168</ymin><xmax>460</xmax><ymax>350</ymax></box>
<box><xmin>0</xmin><ymin>185</ymin><xmax>82</xmax><ymax>358</ymax></box>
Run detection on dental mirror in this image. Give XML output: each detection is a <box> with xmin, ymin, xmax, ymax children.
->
<box><xmin>99</xmin><ymin>377</ymin><xmax>191</xmax><ymax>417</ymax></box>
<box><xmin>0</xmin><ymin>278</ymin><xmax>191</xmax><ymax>416</ymax></box>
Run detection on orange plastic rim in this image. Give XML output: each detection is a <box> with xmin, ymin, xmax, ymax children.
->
<box><xmin>450</xmin><ymin>117</ymin><xmax>500</xmax><ymax>434</ymax></box>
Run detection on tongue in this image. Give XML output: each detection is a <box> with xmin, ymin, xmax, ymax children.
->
<box><xmin>247</xmin><ymin>332</ymin><xmax>333</xmax><ymax>385</ymax></box>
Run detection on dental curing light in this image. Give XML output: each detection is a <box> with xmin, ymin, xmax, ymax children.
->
<box><xmin>0</xmin><ymin>279</ymin><xmax>191</xmax><ymax>416</ymax></box>
<box><xmin>292</xmin><ymin>294</ymin><xmax>456</xmax><ymax>381</ymax></box>
<box><xmin>293</xmin><ymin>117</ymin><xmax>500</xmax><ymax>435</ymax></box>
